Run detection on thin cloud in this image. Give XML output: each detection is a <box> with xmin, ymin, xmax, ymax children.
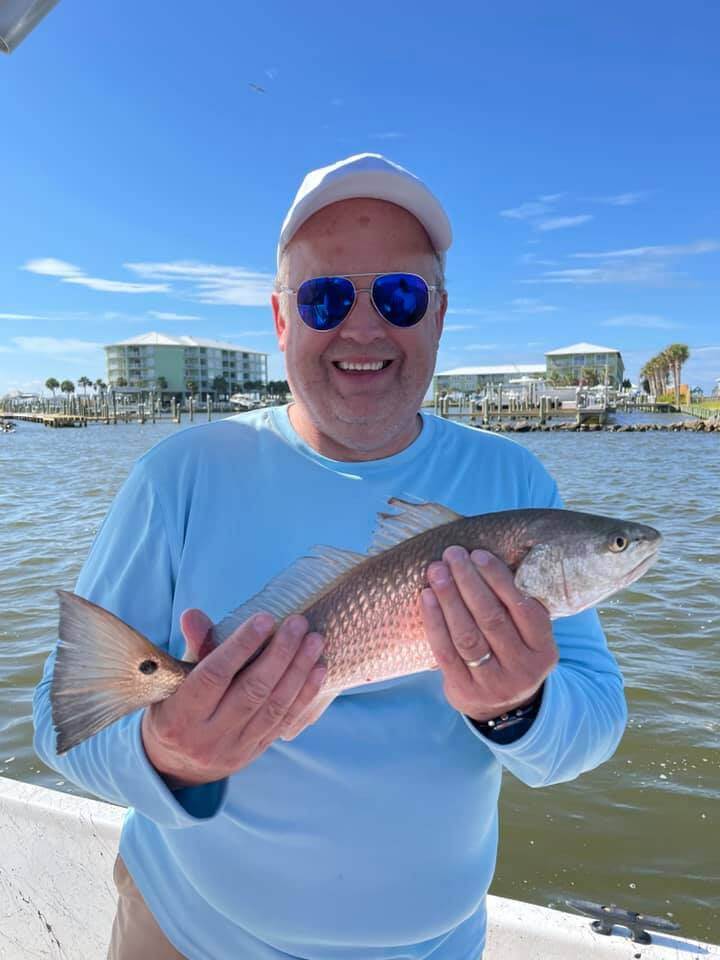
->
<box><xmin>24</xmin><ymin>258</ymin><xmax>169</xmax><ymax>294</ymax></box>
<box><xmin>501</xmin><ymin>200</ymin><xmax>553</xmax><ymax>220</ymax></box>
<box><xmin>264</xmin><ymin>67</ymin><xmax>278</xmax><ymax>80</ymax></box>
<box><xmin>602</xmin><ymin>314</ymin><xmax>680</xmax><ymax>329</ymax></box>
<box><xmin>125</xmin><ymin>261</ymin><xmax>275</xmax><ymax>306</ymax></box>
<box><xmin>536</xmin><ymin>215</ymin><xmax>593</xmax><ymax>232</ymax></box>
<box><xmin>571</xmin><ymin>240</ymin><xmax>720</xmax><ymax>260</ymax></box>
<box><xmin>443</xmin><ymin>324</ymin><xmax>476</xmax><ymax>332</ymax></box>
<box><xmin>464</xmin><ymin>343</ymin><xmax>499</xmax><ymax>350</ymax></box>
<box><xmin>446</xmin><ymin>307</ymin><xmax>491</xmax><ymax>317</ymax></box>
<box><xmin>0</xmin><ymin>312</ymin><xmax>49</xmax><ymax>320</ymax></box>
<box><xmin>11</xmin><ymin>336</ymin><xmax>103</xmax><ymax>354</ymax></box>
<box><xmin>593</xmin><ymin>192</ymin><xmax>647</xmax><ymax>206</ymax></box>
<box><xmin>368</xmin><ymin>132</ymin><xmax>405</xmax><ymax>140</ymax></box>
<box><xmin>149</xmin><ymin>311</ymin><xmax>203</xmax><ymax>321</ymax></box>
<box><xmin>527</xmin><ymin>264</ymin><xmax>678</xmax><ymax>286</ymax></box>
<box><xmin>510</xmin><ymin>298</ymin><xmax>559</xmax><ymax>313</ymax></box>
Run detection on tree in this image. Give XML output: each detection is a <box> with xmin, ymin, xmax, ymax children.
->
<box><xmin>45</xmin><ymin>377</ymin><xmax>59</xmax><ymax>397</ymax></box>
<box><xmin>115</xmin><ymin>377</ymin><xmax>128</xmax><ymax>388</ymax></box>
<box><xmin>77</xmin><ymin>376</ymin><xmax>92</xmax><ymax>396</ymax></box>
<box><xmin>212</xmin><ymin>375</ymin><xmax>228</xmax><ymax>398</ymax></box>
<box><xmin>621</xmin><ymin>379</ymin><xmax>632</xmax><ymax>390</ymax></box>
<box><xmin>580</xmin><ymin>366</ymin><xmax>599</xmax><ymax>387</ymax></box>
<box><xmin>664</xmin><ymin>343</ymin><xmax>690</xmax><ymax>407</ymax></box>
<box><xmin>60</xmin><ymin>380</ymin><xmax>75</xmax><ymax>398</ymax></box>
<box><xmin>186</xmin><ymin>379</ymin><xmax>197</xmax><ymax>396</ymax></box>
<box><xmin>94</xmin><ymin>379</ymin><xmax>107</xmax><ymax>396</ymax></box>
<box><xmin>156</xmin><ymin>376</ymin><xmax>168</xmax><ymax>394</ymax></box>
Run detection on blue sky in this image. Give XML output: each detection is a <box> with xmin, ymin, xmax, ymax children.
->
<box><xmin>1</xmin><ymin>0</ymin><xmax>719</xmax><ymax>395</ymax></box>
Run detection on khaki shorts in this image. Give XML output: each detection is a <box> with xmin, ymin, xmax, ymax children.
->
<box><xmin>107</xmin><ymin>855</ymin><xmax>186</xmax><ymax>959</ymax></box>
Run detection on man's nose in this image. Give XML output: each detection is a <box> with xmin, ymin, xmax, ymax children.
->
<box><xmin>338</xmin><ymin>290</ymin><xmax>387</xmax><ymax>343</ymax></box>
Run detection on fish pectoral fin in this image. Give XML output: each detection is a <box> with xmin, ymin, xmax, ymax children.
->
<box><xmin>211</xmin><ymin>546</ymin><xmax>365</xmax><ymax>644</ymax></box>
<box><xmin>279</xmin><ymin>691</ymin><xmax>337</xmax><ymax>741</ymax></box>
<box><xmin>367</xmin><ymin>498</ymin><xmax>463</xmax><ymax>555</ymax></box>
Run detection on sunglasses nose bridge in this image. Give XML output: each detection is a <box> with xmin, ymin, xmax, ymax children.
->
<box><xmin>338</xmin><ymin>286</ymin><xmax>387</xmax><ymax>337</ymax></box>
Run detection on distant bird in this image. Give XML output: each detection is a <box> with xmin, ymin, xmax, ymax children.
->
<box><xmin>249</xmin><ymin>82</ymin><xmax>266</xmax><ymax>94</ymax></box>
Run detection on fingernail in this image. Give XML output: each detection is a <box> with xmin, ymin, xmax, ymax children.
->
<box><xmin>305</xmin><ymin>633</ymin><xmax>323</xmax><ymax>655</ymax></box>
<box><xmin>471</xmin><ymin>550</ymin><xmax>490</xmax><ymax>566</ymax></box>
<box><xmin>254</xmin><ymin>613</ymin><xmax>274</xmax><ymax>634</ymax></box>
<box><xmin>444</xmin><ymin>546</ymin><xmax>467</xmax><ymax>564</ymax></box>
<box><xmin>421</xmin><ymin>588</ymin><xmax>438</xmax><ymax>608</ymax></box>
<box><xmin>429</xmin><ymin>564</ymin><xmax>450</xmax><ymax>586</ymax></box>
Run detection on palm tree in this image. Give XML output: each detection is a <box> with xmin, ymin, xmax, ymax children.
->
<box><xmin>115</xmin><ymin>377</ymin><xmax>128</xmax><ymax>388</ymax></box>
<box><xmin>60</xmin><ymin>380</ymin><xmax>75</xmax><ymax>397</ymax></box>
<box><xmin>45</xmin><ymin>377</ymin><xmax>59</xmax><ymax>397</ymax></box>
<box><xmin>664</xmin><ymin>343</ymin><xmax>690</xmax><ymax>406</ymax></box>
<box><xmin>156</xmin><ymin>376</ymin><xmax>168</xmax><ymax>394</ymax></box>
<box><xmin>77</xmin><ymin>376</ymin><xmax>92</xmax><ymax>397</ymax></box>
<box><xmin>186</xmin><ymin>379</ymin><xmax>197</xmax><ymax>397</ymax></box>
<box><xmin>212</xmin><ymin>375</ymin><xmax>228</xmax><ymax>398</ymax></box>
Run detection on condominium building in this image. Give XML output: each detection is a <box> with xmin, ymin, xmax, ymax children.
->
<box><xmin>104</xmin><ymin>332</ymin><xmax>268</xmax><ymax>396</ymax></box>
<box><xmin>545</xmin><ymin>342</ymin><xmax>624</xmax><ymax>387</ymax></box>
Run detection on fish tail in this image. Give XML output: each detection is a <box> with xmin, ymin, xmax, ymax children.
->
<box><xmin>51</xmin><ymin>590</ymin><xmax>184</xmax><ymax>754</ymax></box>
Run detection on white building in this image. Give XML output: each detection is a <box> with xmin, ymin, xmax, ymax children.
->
<box><xmin>104</xmin><ymin>332</ymin><xmax>268</xmax><ymax>397</ymax></box>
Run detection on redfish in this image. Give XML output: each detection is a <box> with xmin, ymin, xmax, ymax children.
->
<box><xmin>51</xmin><ymin>499</ymin><xmax>661</xmax><ymax>753</ymax></box>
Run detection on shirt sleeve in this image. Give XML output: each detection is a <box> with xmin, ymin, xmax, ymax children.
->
<box><xmin>461</xmin><ymin>450</ymin><xmax>628</xmax><ymax>785</ymax></box>
<box><xmin>32</xmin><ymin>458</ymin><xmax>228</xmax><ymax>828</ymax></box>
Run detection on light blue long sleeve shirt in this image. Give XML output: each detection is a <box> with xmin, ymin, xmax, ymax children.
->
<box><xmin>33</xmin><ymin>407</ymin><xmax>627</xmax><ymax>960</ymax></box>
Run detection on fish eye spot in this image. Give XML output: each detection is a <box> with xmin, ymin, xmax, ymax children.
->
<box><xmin>139</xmin><ymin>659</ymin><xmax>159</xmax><ymax>675</ymax></box>
<box><xmin>609</xmin><ymin>536</ymin><xmax>628</xmax><ymax>553</ymax></box>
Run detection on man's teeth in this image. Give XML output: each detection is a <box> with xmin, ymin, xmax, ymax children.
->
<box><xmin>336</xmin><ymin>361</ymin><xmax>389</xmax><ymax>371</ymax></box>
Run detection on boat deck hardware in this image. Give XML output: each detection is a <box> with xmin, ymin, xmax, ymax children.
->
<box><xmin>565</xmin><ymin>899</ymin><xmax>681</xmax><ymax>944</ymax></box>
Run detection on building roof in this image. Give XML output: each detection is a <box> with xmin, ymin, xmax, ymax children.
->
<box><xmin>436</xmin><ymin>364</ymin><xmax>545</xmax><ymax>376</ymax></box>
<box><xmin>545</xmin><ymin>342</ymin><xmax>620</xmax><ymax>356</ymax></box>
<box><xmin>104</xmin><ymin>332</ymin><xmax>267</xmax><ymax>354</ymax></box>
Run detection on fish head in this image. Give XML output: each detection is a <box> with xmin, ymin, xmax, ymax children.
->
<box><xmin>514</xmin><ymin>511</ymin><xmax>662</xmax><ymax>618</ymax></box>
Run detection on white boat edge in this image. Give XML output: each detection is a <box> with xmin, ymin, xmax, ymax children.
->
<box><xmin>1</xmin><ymin>775</ymin><xmax>717</xmax><ymax>960</ymax></box>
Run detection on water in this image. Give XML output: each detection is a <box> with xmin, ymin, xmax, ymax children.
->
<box><xmin>1</xmin><ymin>417</ymin><xmax>718</xmax><ymax>942</ymax></box>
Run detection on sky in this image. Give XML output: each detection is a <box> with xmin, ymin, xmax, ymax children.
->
<box><xmin>1</xmin><ymin>0</ymin><xmax>719</xmax><ymax>396</ymax></box>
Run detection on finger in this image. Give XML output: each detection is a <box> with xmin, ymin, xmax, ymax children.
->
<box><xmin>181</xmin><ymin>612</ymin><xmax>276</xmax><ymax>719</ymax></box>
<box><xmin>276</xmin><ymin>664</ymin><xmax>329</xmax><ymax>740</ymax></box>
<box><xmin>471</xmin><ymin>550</ymin><xmax>554</xmax><ymax>653</ymax></box>
<box><xmin>442</xmin><ymin>546</ymin><xmax>526</xmax><ymax>667</ymax></box>
<box><xmin>212</xmin><ymin>614</ymin><xmax>309</xmax><ymax>727</ymax></box>
<box><xmin>239</xmin><ymin>632</ymin><xmax>325</xmax><ymax>744</ymax></box>
<box><xmin>427</xmin><ymin>555</ymin><xmax>497</xmax><ymax>669</ymax></box>
<box><xmin>421</xmin><ymin>586</ymin><xmax>487</xmax><ymax>689</ymax></box>
<box><xmin>180</xmin><ymin>608</ymin><xmax>215</xmax><ymax>662</ymax></box>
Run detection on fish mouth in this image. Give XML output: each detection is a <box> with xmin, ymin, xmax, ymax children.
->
<box><xmin>621</xmin><ymin>547</ymin><xmax>660</xmax><ymax>588</ymax></box>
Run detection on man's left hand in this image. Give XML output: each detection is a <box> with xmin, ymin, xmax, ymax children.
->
<box><xmin>421</xmin><ymin>547</ymin><xmax>558</xmax><ymax>723</ymax></box>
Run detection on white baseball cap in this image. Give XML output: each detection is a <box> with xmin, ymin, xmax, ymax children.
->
<box><xmin>277</xmin><ymin>153</ymin><xmax>452</xmax><ymax>269</ymax></box>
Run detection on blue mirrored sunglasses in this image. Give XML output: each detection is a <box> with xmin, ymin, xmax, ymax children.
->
<box><xmin>278</xmin><ymin>272</ymin><xmax>441</xmax><ymax>332</ymax></box>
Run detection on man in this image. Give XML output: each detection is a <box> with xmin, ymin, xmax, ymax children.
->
<box><xmin>33</xmin><ymin>153</ymin><xmax>627</xmax><ymax>959</ymax></box>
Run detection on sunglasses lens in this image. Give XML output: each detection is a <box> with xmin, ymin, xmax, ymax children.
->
<box><xmin>297</xmin><ymin>277</ymin><xmax>355</xmax><ymax>331</ymax></box>
<box><xmin>372</xmin><ymin>273</ymin><xmax>429</xmax><ymax>328</ymax></box>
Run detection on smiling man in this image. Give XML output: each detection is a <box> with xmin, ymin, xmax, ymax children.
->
<box><xmin>33</xmin><ymin>154</ymin><xmax>627</xmax><ymax>960</ymax></box>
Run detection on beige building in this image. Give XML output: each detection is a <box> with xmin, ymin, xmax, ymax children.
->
<box><xmin>545</xmin><ymin>342</ymin><xmax>624</xmax><ymax>387</ymax></box>
<box><xmin>104</xmin><ymin>332</ymin><xmax>268</xmax><ymax>397</ymax></box>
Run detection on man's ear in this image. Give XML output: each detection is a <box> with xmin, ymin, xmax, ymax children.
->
<box><xmin>271</xmin><ymin>293</ymin><xmax>288</xmax><ymax>352</ymax></box>
<box><xmin>434</xmin><ymin>290</ymin><xmax>448</xmax><ymax>343</ymax></box>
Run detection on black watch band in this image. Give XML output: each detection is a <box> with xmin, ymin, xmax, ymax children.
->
<box><xmin>468</xmin><ymin>684</ymin><xmax>544</xmax><ymax>745</ymax></box>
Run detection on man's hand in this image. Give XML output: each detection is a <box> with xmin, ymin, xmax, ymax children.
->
<box><xmin>141</xmin><ymin>610</ymin><xmax>326</xmax><ymax>788</ymax></box>
<box><xmin>421</xmin><ymin>547</ymin><xmax>558</xmax><ymax>723</ymax></box>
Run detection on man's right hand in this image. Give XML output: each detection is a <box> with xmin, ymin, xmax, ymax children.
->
<box><xmin>141</xmin><ymin>610</ymin><xmax>326</xmax><ymax>788</ymax></box>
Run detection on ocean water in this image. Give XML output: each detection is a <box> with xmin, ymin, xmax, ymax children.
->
<box><xmin>1</xmin><ymin>415</ymin><xmax>718</xmax><ymax>942</ymax></box>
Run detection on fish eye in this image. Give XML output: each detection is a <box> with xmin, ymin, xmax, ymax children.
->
<box><xmin>608</xmin><ymin>535</ymin><xmax>629</xmax><ymax>553</ymax></box>
<box><xmin>139</xmin><ymin>659</ymin><xmax>159</xmax><ymax>675</ymax></box>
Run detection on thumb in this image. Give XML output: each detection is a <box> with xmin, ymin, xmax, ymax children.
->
<box><xmin>179</xmin><ymin>608</ymin><xmax>215</xmax><ymax>663</ymax></box>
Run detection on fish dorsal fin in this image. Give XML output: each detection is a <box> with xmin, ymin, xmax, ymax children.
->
<box><xmin>367</xmin><ymin>498</ymin><xmax>463</xmax><ymax>556</ymax></box>
<box><xmin>212</xmin><ymin>545</ymin><xmax>365</xmax><ymax>644</ymax></box>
